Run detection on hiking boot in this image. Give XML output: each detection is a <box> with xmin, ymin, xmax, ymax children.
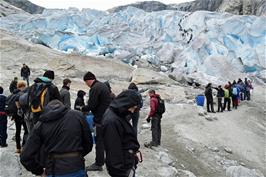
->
<box><xmin>86</xmin><ymin>163</ymin><xmax>103</xmax><ymax>171</ymax></box>
<box><xmin>144</xmin><ymin>142</ymin><xmax>159</xmax><ymax>148</ymax></box>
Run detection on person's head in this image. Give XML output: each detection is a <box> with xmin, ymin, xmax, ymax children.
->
<box><xmin>83</xmin><ymin>71</ymin><xmax>96</xmax><ymax>88</ymax></box>
<box><xmin>17</xmin><ymin>81</ymin><xmax>26</xmax><ymax>90</ymax></box>
<box><xmin>77</xmin><ymin>90</ymin><xmax>86</xmax><ymax>98</ymax></box>
<box><xmin>43</xmin><ymin>70</ymin><xmax>55</xmax><ymax>80</ymax></box>
<box><xmin>128</xmin><ymin>82</ymin><xmax>138</xmax><ymax>91</ymax></box>
<box><xmin>224</xmin><ymin>84</ymin><xmax>229</xmax><ymax>89</ymax></box>
<box><xmin>110</xmin><ymin>90</ymin><xmax>141</xmax><ymax>116</ymax></box>
<box><xmin>0</xmin><ymin>86</ymin><xmax>3</xmax><ymax>94</ymax></box>
<box><xmin>218</xmin><ymin>85</ymin><xmax>221</xmax><ymax>88</ymax></box>
<box><xmin>206</xmin><ymin>83</ymin><xmax>212</xmax><ymax>88</ymax></box>
<box><xmin>63</xmin><ymin>78</ymin><xmax>71</xmax><ymax>87</ymax></box>
<box><xmin>23</xmin><ymin>63</ymin><xmax>26</xmax><ymax>67</ymax></box>
<box><xmin>148</xmin><ymin>89</ymin><xmax>156</xmax><ymax>97</ymax></box>
<box><xmin>14</xmin><ymin>77</ymin><xmax>18</xmax><ymax>81</ymax></box>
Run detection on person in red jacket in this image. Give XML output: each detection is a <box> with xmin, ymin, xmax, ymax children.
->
<box><xmin>145</xmin><ymin>89</ymin><xmax>161</xmax><ymax>148</ymax></box>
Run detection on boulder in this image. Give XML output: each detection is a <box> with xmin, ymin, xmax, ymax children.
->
<box><xmin>226</xmin><ymin>166</ymin><xmax>264</xmax><ymax>177</ymax></box>
<box><xmin>131</xmin><ymin>68</ymin><xmax>176</xmax><ymax>85</ymax></box>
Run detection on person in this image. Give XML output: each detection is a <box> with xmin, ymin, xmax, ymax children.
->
<box><xmin>214</xmin><ymin>85</ymin><xmax>224</xmax><ymax>112</ymax></box>
<box><xmin>13</xmin><ymin>81</ymin><xmax>28</xmax><ymax>153</ymax></box>
<box><xmin>128</xmin><ymin>83</ymin><xmax>143</xmax><ymax>137</ymax></box>
<box><xmin>237</xmin><ymin>79</ymin><xmax>245</xmax><ymax>101</ymax></box>
<box><xmin>82</xmin><ymin>71</ymin><xmax>111</xmax><ymax>171</ymax></box>
<box><xmin>74</xmin><ymin>90</ymin><xmax>86</xmax><ymax>111</ymax></box>
<box><xmin>204</xmin><ymin>83</ymin><xmax>215</xmax><ymax>113</ymax></box>
<box><xmin>103</xmin><ymin>90</ymin><xmax>141</xmax><ymax>177</ymax></box>
<box><xmin>0</xmin><ymin>86</ymin><xmax>8</xmax><ymax>147</ymax></box>
<box><xmin>244</xmin><ymin>78</ymin><xmax>252</xmax><ymax>101</ymax></box>
<box><xmin>21</xmin><ymin>64</ymin><xmax>30</xmax><ymax>86</ymax></box>
<box><xmin>60</xmin><ymin>78</ymin><xmax>71</xmax><ymax>108</ymax></box>
<box><xmin>20</xmin><ymin>100</ymin><xmax>93</xmax><ymax>177</ymax></box>
<box><xmin>223</xmin><ymin>85</ymin><xmax>231</xmax><ymax>111</ymax></box>
<box><xmin>25</xmin><ymin>70</ymin><xmax>61</xmax><ymax>133</ymax></box>
<box><xmin>104</xmin><ymin>81</ymin><xmax>116</xmax><ymax>100</ymax></box>
<box><xmin>232</xmin><ymin>83</ymin><xmax>240</xmax><ymax>109</ymax></box>
<box><xmin>144</xmin><ymin>90</ymin><xmax>162</xmax><ymax>147</ymax></box>
<box><xmin>9</xmin><ymin>77</ymin><xmax>18</xmax><ymax>94</ymax></box>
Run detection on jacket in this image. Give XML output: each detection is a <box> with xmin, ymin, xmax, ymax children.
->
<box><xmin>83</xmin><ymin>80</ymin><xmax>111</xmax><ymax>124</ymax></box>
<box><xmin>20</xmin><ymin>100</ymin><xmax>93</xmax><ymax>176</ymax></box>
<box><xmin>103</xmin><ymin>90</ymin><xmax>140</xmax><ymax>177</ymax></box>
<box><xmin>0</xmin><ymin>94</ymin><xmax>6</xmax><ymax>112</ymax></box>
<box><xmin>148</xmin><ymin>94</ymin><xmax>159</xmax><ymax>118</ymax></box>
<box><xmin>215</xmin><ymin>88</ymin><xmax>224</xmax><ymax>98</ymax></box>
<box><xmin>60</xmin><ymin>86</ymin><xmax>71</xmax><ymax>108</ymax></box>
<box><xmin>205</xmin><ymin>85</ymin><xmax>213</xmax><ymax>101</ymax></box>
<box><xmin>21</xmin><ymin>66</ymin><xmax>30</xmax><ymax>78</ymax></box>
<box><xmin>74</xmin><ymin>97</ymin><xmax>85</xmax><ymax>111</ymax></box>
<box><xmin>9</xmin><ymin>80</ymin><xmax>17</xmax><ymax>94</ymax></box>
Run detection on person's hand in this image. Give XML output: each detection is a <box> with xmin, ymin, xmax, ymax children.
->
<box><xmin>17</xmin><ymin>108</ymin><xmax>23</xmax><ymax>117</ymax></box>
<box><xmin>146</xmin><ymin>117</ymin><xmax>151</xmax><ymax>123</ymax></box>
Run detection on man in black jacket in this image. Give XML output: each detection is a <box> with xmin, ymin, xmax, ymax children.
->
<box><xmin>21</xmin><ymin>64</ymin><xmax>30</xmax><ymax>86</ymax></box>
<box><xmin>20</xmin><ymin>100</ymin><xmax>93</xmax><ymax>176</ymax></box>
<box><xmin>103</xmin><ymin>90</ymin><xmax>141</xmax><ymax>177</ymax></box>
<box><xmin>82</xmin><ymin>71</ymin><xmax>111</xmax><ymax>171</ymax></box>
<box><xmin>9</xmin><ymin>77</ymin><xmax>18</xmax><ymax>94</ymax></box>
<box><xmin>205</xmin><ymin>83</ymin><xmax>215</xmax><ymax>113</ymax></box>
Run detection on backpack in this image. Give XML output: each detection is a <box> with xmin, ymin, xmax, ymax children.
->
<box><xmin>224</xmin><ymin>89</ymin><xmax>230</xmax><ymax>98</ymax></box>
<box><xmin>232</xmin><ymin>87</ymin><xmax>238</xmax><ymax>95</ymax></box>
<box><xmin>156</xmin><ymin>97</ymin><xmax>165</xmax><ymax>115</ymax></box>
<box><xmin>5</xmin><ymin>94</ymin><xmax>18</xmax><ymax>114</ymax></box>
<box><xmin>29</xmin><ymin>82</ymin><xmax>50</xmax><ymax>113</ymax></box>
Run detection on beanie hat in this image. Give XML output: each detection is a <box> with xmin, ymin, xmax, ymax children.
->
<box><xmin>83</xmin><ymin>71</ymin><xmax>96</xmax><ymax>81</ymax></box>
<box><xmin>43</xmin><ymin>70</ymin><xmax>55</xmax><ymax>80</ymax></box>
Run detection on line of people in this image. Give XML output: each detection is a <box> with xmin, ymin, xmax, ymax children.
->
<box><xmin>204</xmin><ymin>78</ymin><xmax>253</xmax><ymax>113</ymax></box>
<box><xmin>0</xmin><ymin>69</ymin><xmax>165</xmax><ymax>177</ymax></box>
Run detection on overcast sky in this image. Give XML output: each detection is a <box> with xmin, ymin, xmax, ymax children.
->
<box><xmin>29</xmin><ymin>0</ymin><xmax>193</xmax><ymax>11</ymax></box>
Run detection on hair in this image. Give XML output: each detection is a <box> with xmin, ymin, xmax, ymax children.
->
<box><xmin>128</xmin><ymin>83</ymin><xmax>138</xmax><ymax>91</ymax></box>
<box><xmin>14</xmin><ymin>77</ymin><xmax>18</xmax><ymax>80</ymax></box>
<box><xmin>148</xmin><ymin>89</ymin><xmax>155</xmax><ymax>94</ymax></box>
<box><xmin>83</xmin><ymin>71</ymin><xmax>96</xmax><ymax>81</ymax></box>
<box><xmin>63</xmin><ymin>78</ymin><xmax>71</xmax><ymax>86</ymax></box>
<box><xmin>77</xmin><ymin>90</ymin><xmax>86</xmax><ymax>97</ymax></box>
<box><xmin>17</xmin><ymin>81</ymin><xmax>26</xmax><ymax>89</ymax></box>
<box><xmin>0</xmin><ymin>86</ymin><xmax>3</xmax><ymax>94</ymax></box>
<box><xmin>43</xmin><ymin>70</ymin><xmax>55</xmax><ymax>80</ymax></box>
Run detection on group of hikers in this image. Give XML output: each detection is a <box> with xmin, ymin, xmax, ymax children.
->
<box><xmin>204</xmin><ymin>78</ymin><xmax>253</xmax><ymax>113</ymax></box>
<box><xmin>0</xmin><ymin>64</ymin><xmax>166</xmax><ymax>177</ymax></box>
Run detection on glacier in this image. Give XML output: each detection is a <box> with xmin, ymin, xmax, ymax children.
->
<box><xmin>0</xmin><ymin>7</ymin><xmax>265</xmax><ymax>83</ymax></box>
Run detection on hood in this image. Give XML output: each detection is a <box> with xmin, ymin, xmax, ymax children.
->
<box><xmin>77</xmin><ymin>90</ymin><xmax>86</xmax><ymax>98</ymax></box>
<box><xmin>39</xmin><ymin>100</ymin><xmax>68</xmax><ymax>122</ymax></box>
<box><xmin>128</xmin><ymin>83</ymin><xmax>138</xmax><ymax>91</ymax></box>
<box><xmin>110</xmin><ymin>90</ymin><xmax>141</xmax><ymax>118</ymax></box>
<box><xmin>34</xmin><ymin>76</ymin><xmax>52</xmax><ymax>84</ymax></box>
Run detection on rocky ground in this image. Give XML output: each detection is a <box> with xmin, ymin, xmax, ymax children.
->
<box><xmin>0</xmin><ymin>29</ymin><xmax>265</xmax><ymax>177</ymax></box>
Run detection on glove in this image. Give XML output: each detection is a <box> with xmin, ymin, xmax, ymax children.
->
<box><xmin>146</xmin><ymin>117</ymin><xmax>151</xmax><ymax>123</ymax></box>
<box><xmin>17</xmin><ymin>108</ymin><xmax>23</xmax><ymax>117</ymax></box>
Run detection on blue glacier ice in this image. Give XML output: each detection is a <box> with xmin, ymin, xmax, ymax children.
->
<box><xmin>0</xmin><ymin>7</ymin><xmax>265</xmax><ymax>82</ymax></box>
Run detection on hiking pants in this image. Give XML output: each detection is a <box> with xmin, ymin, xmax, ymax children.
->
<box><xmin>132</xmin><ymin>111</ymin><xmax>140</xmax><ymax>137</ymax></box>
<box><xmin>22</xmin><ymin>76</ymin><xmax>29</xmax><ymax>87</ymax></box>
<box><xmin>95</xmin><ymin>125</ymin><xmax>105</xmax><ymax>166</ymax></box>
<box><xmin>223</xmin><ymin>98</ymin><xmax>231</xmax><ymax>111</ymax></box>
<box><xmin>47</xmin><ymin>169</ymin><xmax>86</xmax><ymax>177</ymax></box>
<box><xmin>14</xmin><ymin>115</ymin><xmax>28</xmax><ymax>149</ymax></box>
<box><xmin>245</xmin><ymin>91</ymin><xmax>250</xmax><ymax>101</ymax></box>
<box><xmin>217</xmin><ymin>98</ymin><xmax>223</xmax><ymax>112</ymax></box>
<box><xmin>206</xmin><ymin>99</ymin><xmax>214</xmax><ymax>112</ymax></box>
<box><xmin>151</xmin><ymin>116</ymin><xmax>161</xmax><ymax>146</ymax></box>
<box><xmin>0</xmin><ymin>115</ymin><xmax>7</xmax><ymax>146</ymax></box>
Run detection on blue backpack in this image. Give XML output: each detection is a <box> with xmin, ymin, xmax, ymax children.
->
<box><xmin>232</xmin><ymin>87</ymin><xmax>238</xmax><ymax>95</ymax></box>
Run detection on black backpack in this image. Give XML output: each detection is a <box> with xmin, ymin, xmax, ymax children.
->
<box><xmin>5</xmin><ymin>94</ymin><xmax>18</xmax><ymax>115</ymax></box>
<box><xmin>156</xmin><ymin>97</ymin><xmax>165</xmax><ymax>115</ymax></box>
<box><xmin>29</xmin><ymin>82</ymin><xmax>50</xmax><ymax>113</ymax></box>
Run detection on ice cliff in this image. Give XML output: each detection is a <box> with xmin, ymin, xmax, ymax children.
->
<box><xmin>0</xmin><ymin>7</ymin><xmax>265</xmax><ymax>83</ymax></box>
